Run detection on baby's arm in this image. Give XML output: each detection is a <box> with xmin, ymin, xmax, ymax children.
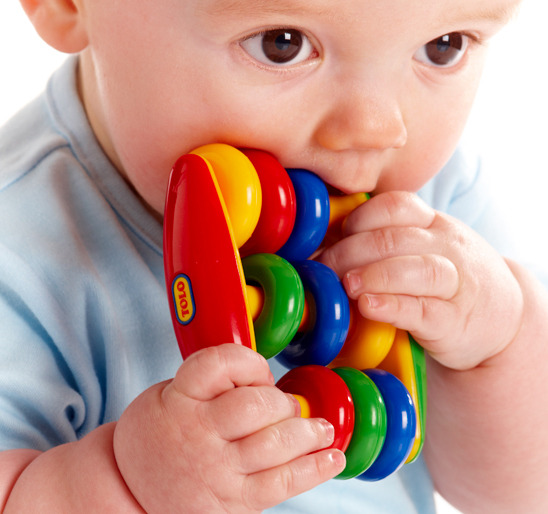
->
<box><xmin>1</xmin><ymin>344</ymin><xmax>344</xmax><ymax>512</ymax></box>
<box><xmin>2</xmin><ymin>423</ymin><xmax>146</xmax><ymax>512</ymax></box>
<box><xmin>0</xmin><ymin>449</ymin><xmax>41</xmax><ymax>511</ymax></box>
<box><xmin>320</xmin><ymin>191</ymin><xmax>548</xmax><ymax>512</ymax></box>
<box><xmin>424</xmin><ymin>263</ymin><xmax>548</xmax><ymax>513</ymax></box>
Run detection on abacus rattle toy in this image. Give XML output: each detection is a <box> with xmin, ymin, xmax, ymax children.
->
<box><xmin>163</xmin><ymin>144</ymin><xmax>426</xmax><ymax>481</ymax></box>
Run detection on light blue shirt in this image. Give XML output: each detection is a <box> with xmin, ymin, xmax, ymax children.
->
<box><xmin>1</xmin><ymin>56</ymin><xmax>538</xmax><ymax>513</ymax></box>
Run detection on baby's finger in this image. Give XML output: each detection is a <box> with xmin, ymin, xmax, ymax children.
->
<box><xmin>230</xmin><ymin>417</ymin><xmax>335</xmax><ymax>474</ymax></box>
<box><xmin>344</xmin><ymin>255</ymin><xmax>459</xmax><ymax>301</ymax></box>
<box><xmin>205</xmin><ymin>387</ymin><xmax>300</xmax><ymax>440</ymax></box>
<box><xmin>355</xmin><ymin>292</ymin><xmax>458</xmax><ymax>343</ymax></box>
<box><xmin>344</xmin><ymin>191</ymin><xmax>435</xmax><ymax>235</ymax></box>
<box><xmin>319</xmin><ymin>226</ymin><xmax>431</xmax><ymax>278</ymax></box>
<box><xmin>170</xmin><ymin>344</ymin><xmax>274</xmax><ymax>401</ymax></box>
<box><xmin>243</xmin><ymin>449</ymin><xmax>346</xmax><ymax>511</ymax></box>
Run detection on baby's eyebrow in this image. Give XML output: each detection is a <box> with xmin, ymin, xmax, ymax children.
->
<box><xmin>198</xmin><ymin>0</ymin><xmax>327</xmax><ymax>18</ymax></box>
<box><xmin>444</xmin><ymin>1</ymin><xmax>521</xmax><ymax>26</ymax></box>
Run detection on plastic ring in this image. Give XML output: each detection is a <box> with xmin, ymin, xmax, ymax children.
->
<box><xmin>357</xmin><ymin>369</ymin><xmax>417</xmax><ymax>481</ymax></box>
<box><xmin>242</xmin><ymin>253</ymin><xmax>304</xmax><ymax>359</ymax></box>
<box><xmin>329</xmin><ymin>302</ymin><xmax>397</xmax><ymax>369</ymax></box>
<box><xmin>332</xmin><ymin>367</ymin><xmax>387</xmax><ymax>480</ymax></box>
<box><xmin>277</xmin><ymin>169</ymin><xmax>330</xmax><ymax>261</ymax></box>
<box><xmin>277</xmin><ymin>365</ymin><xmax>355</xmax><ymax>453</ymax></box>
<box><xmin>239</xmin><ymin>150</ymin><xmax>297</xmax><ymax>257</ymax></box>
<box><xmin>276</xmin><ymin>260</ymin><xmax>350</xmax><ymax>367</ymax></box>
<box><xmin>191</xmin><ymin>144</ymin><xmax>262</xmax><ymax>248</ymax></box>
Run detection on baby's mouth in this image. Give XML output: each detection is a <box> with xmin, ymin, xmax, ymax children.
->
<box><xmin>325</xmin><ymin>183</ymin><xmax>345</xmax><ymax>196</ymax></box>
<box><xmin>325</xmin><ymin>182</ymin><xmax>372</xmax><ymax>198</ymax></box>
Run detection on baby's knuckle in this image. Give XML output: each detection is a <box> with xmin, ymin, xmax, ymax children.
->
<box><xmin>373</xmin><ymin>228</ymin><xmax>396</xmax><ymax>258</ymax></box>
<box><xmin>269</xmin><ymin>424</ymin><xmax>295</xmax><ymax>450</ymax></box>
<box><xmin>418</xmin><ymin>296</ymin><xmax>438</xmax><ymax>327</ymax></box>
<box><xmin>377</xmin><ymin>264</ymin><xmax>393</xmax><ymax>291</ymax></box>
<box><xmin>418</xmin><ymin>296</ymin><xmax>429</xmax><ymax>320</ymax></box>
<box><xmin>426</xmin><ymin>255</ymin><xmax>459</xmax><ymax>297</ymax></box>
<box><xmin>251</xmin><ymin>387</ymin><xmax>277</xmax><ymax>413</ymax></box>
<box><xmin>381</xmin><ymin>190</ymin><xmax>404</xmax><ymax>219</ymax></box>
<box><xmin>238</xmin><ymin>388</ymin><xmax>278</xmax><ymax>425</ymax></box>
<box><xmin>383</xmin><ymin>190</ymin><xmax>419</xmax><ymax>221</ymax></box>
<box><xmin>276</xmin><ymin>464</ymin><xmax>297</xmax><ymax>496</ymax></box>
<box><xmin>312</xmin><ymin>451</ymin><xmax>332</xmax><ymax>478</ymax></box>
<box><xmin>423</xmin><ymin>255</ymin><xmax>441</xmax><ymax>285</ymax></box>
<box><xmin>188</xmin><ymin>345</ymin><xmax>225</xmax><ymax>374</ymax></box>
<box><xmin>241</xmin><ymin>478</ymin><xmax>260</xmax><ymax>512</ymax></box>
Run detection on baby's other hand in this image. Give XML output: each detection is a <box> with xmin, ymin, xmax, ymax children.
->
<box><xmin>113</xmin><ymin>344</ymin><xmax>345</xmax><ymax>513</ymax></box>
<box><xmin>319</xmin><ymin>191</ymin><xmax>523</xmax><ymax>370</ymax></box>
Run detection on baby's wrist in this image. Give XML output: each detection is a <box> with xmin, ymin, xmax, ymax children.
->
<box><xmin>478</xmin><ymin>259</ymin><xmax>539</xmax><ymax>370</ymax></box>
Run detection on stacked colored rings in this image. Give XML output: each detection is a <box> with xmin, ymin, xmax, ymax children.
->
<box><xmin>277</xmin><ymin>366</ymin><xmax>417</xmax><ymax>480</ymax></box>
<box><xmin>163</xmin><ymin>143</ymin><xmax>427</xmax><ymax>481</ymax></box>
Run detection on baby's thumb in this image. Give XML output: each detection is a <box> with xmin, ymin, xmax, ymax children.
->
<box><xmin>168</xmin><ymin>343</ymin><xmax>274</xmax><ymax>401</ymax></box>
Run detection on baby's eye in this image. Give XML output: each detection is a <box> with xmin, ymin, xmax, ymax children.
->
<box><xmin>414</xmin><ymin>33</ymin><xmax>469</xmax><ymax>68</ymax></box>
<box><xmin>240</xmin><ymin>28</ymin><xmax>317</xmax><ymax>67</ymax></box>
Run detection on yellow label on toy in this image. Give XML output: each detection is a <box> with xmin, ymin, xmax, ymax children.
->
<box><xmin>172</xmin><ymin>274</ymin><xmax>195</xmax><ymax>325</ymax></box>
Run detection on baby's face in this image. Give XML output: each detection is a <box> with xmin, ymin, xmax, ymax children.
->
<box><xmin>78</xmin><ymin>0</ymin><xmax>520</xmax><ymax>215</ymax></box>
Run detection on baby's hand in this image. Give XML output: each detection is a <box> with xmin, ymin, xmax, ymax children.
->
<box><xmin>320</xmin><ymin>191</ymin><xmax>524</xmax><ymax>370</ymax></box>
<box><xmin>113</xmin><ymin>344</ymin><xmax>345</xmax><ymax>513</ymax></box>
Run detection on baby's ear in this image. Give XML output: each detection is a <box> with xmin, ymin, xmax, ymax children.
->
<box><xmin>19</xmin><ymin>0</ymin><xmax>88</xmax><ymax>53</ymax></box>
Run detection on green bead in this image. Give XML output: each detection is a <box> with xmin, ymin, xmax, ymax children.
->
<box><xmin>333</xmin><ymin>367</ymin><xmax>387</xmax><ymax>479</ymax></box>
<box><xmin>242</xmin><ymin>253</ymin><xmax>304</xmax><ymax>359</ymax></box>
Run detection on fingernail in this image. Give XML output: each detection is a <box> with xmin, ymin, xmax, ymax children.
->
<box><xmin>327</xmin><ymin>449</ymin><xmax>346</xmax><ymax>470</ymax></box>
<box><xmin>363</xmin><ymin>294</ymin><xmax>382</xmax><ymax>309</ymax></box>
<box><xmin>287</xmin><ymin>394</ymin><xmax>301</xmax><ymax>417</ymax></box>
<box><xmin>345</xmin><ymin>272</ymin><xmax>362</xmax><ymax>295</ymax></box>
<box><xmin>319</xmin><ymin>419</ymin><xmax>335</xmax><ymax>443</ymax></box>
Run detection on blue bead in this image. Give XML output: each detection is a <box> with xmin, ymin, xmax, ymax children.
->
<box><xmin>277</xmin><ymin>170</ymin><xmax>330</xmax><ymax>261</ymax></box>
<box><xmin>276</xmin><ymin>260</ymin><xmax>349</xmax><ymax>367</ymax></box>
<box><xmin>357</xmin><ymin>369</ymin><xmax>417</xmax><ymax>481</ymax></box>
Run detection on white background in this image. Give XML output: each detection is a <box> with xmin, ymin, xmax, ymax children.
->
<box><xmin>1</xmin><ymin>2</ymin><xmax>547</xmax><ymax>513</ymax></box>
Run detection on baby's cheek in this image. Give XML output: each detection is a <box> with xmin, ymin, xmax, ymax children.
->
<box><xmin>374</xmin><ymin>145</ymin><xmax>452</xmax><ymax>193</ymax></box>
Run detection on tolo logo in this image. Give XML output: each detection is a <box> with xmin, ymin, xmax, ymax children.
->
<box><xmin>172</xmin><ymin>274</ymin><xmax>195</xmax><ymax>325</ymax></box>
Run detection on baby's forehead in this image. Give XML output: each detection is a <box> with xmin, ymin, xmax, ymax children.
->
<box><xmin>197</xmin><ymin>0</ymin><xmax>521</xmax><ymax>24</ymax></box>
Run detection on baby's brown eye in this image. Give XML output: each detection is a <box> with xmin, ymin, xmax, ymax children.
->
<box><xmin>415</xmin><ymin>33</ymin><xmax>469</xmax><ymax>68</ymax></box>
<box><xmin>262</xmin><ymin>29</ymin><xmax>303</xmax><ymax>63</ymax></box>
<box><xmin>241</xmin><ymin>28</ymin><xmax>316</xmax><ymax>67</ymax></box>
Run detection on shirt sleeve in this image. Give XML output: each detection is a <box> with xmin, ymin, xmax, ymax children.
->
<box><xmin>0</xmin><ymin>243</ymin><xmax>98</xmax><ymax>451</ymax></box>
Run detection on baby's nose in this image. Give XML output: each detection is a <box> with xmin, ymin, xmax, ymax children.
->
<box><xmin>313</xmin><ymin>81</ymin><xmax>407</xmax><ymax>152</ymax></box>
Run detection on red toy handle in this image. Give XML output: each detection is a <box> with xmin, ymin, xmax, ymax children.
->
<box><xmin>163</xmin><ymin>153</ymin><xmax>255</xmax><ymax>358</ymax></box>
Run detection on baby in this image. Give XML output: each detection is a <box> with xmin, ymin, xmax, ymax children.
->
<box><xmin>1</xmin><ymin>0</ymin><xmax>546</xmax><ymax>512</ymax></box>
